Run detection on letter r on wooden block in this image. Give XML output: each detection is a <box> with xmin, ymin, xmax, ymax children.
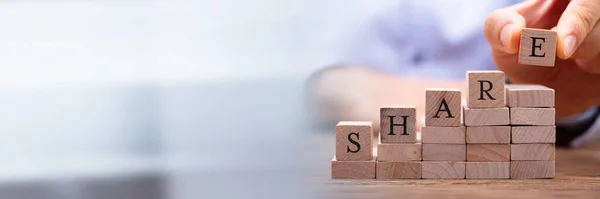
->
<box><xmin>380</xmin><ymin>106</ymin><xmax>416</xmax><ymax>143</ymax></box>
<box><xmin>335</xmin><ymin>121</ymin><xmax>373</xmax><ymax>161</ymax></box>
<box><xmin>467</xmin><ymin>71</ymin><xmax>505</xmax><ymax>108</ymax></box>
<box><xmin>426</xmin><ymin>89</ymin><xmax>461</xmax><ymax>126</ymax></box>
<box><xmin>518</xmin><ymin>28</ymin><xmax>557</xmax><ymax>67</ymax></box>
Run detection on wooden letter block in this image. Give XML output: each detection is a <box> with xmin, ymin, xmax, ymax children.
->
<box><xmin>377</xmin><ymin>142</ymin><xmax>422</xmax><ymax>162</ymax></box>
<box><xmin>511</xmin><ymin>144</ymin><xmax>555</xmax><ymax>160</ymax></box>
<box><xmin>511</xmin><ymin>161</ymin><xmax>555</xmax><ymax>179</ymax></box>
<box><xmin>466</xmin><ymin>162</ymin><xmax>510</xmax><ymax>179</ymax></box>
<box><xmin>510</xmin><ymin>108</ymin><xmax>555</xmax><ymax>125</ymax></box>
<box><xmin>506</xmin><ymin>84</ymin><xmax>555</xmax><ymax>108</ymax></box>
<box><xmin>422</xmin><ymin>161</ymin><xmax>466</xmax><ymax>179</ymax></box>
<box><xmin>421</xmin><ymin>125</ymin><xmax>466</xmax><ymax>144</ymax></box>
<box><xmin>467</xmin><ymin>144</ymin><xmax>510</xmax><ymax>162</ymax></box>
<box><xmin>466</xmin><ymin>126</ymin><xmax>510</xmax><ymax>144</ymax></box>
<box><xmin>380</xmin><ymin>107</ymin><xmax>417</xmax><ymax>143</ymax></box>
<box><xmin>331</xmin><ymin>156</ymin><xmax>376</xmax><ymax>179</ymax></box>
<box><xmin>512</xmin><ymin>126</ymin><xmax>556</xmax><ymax>144</ymax></box>
<box><xmin>425</xmin><ymin>89</ymin><xmax>461</xmax><ymax>127</ymax></box>
<box><xmin>423</xmin><ymin>144</ymin><xmax>466</xmax><ymax>161</ymax></box>
<box><xmin>376</xmin><ymin>161</ymin><xmax>421</xmax><ymax>179</ymax></box>
<box><xmin>336</xmin><ymin>121</ymin><xmax>373</xmax><ymax>161</ymax></box>
<box><xmin>467</xmin><ymin>71</ymin><xmax>505</xmax><ymax>108</ymax></box>
<box><xmin>518</xmin><ymin>28</ymin><xmax>557</xmax><ymax>67</ymax></box>
<box><xmin>463</xmin><ymin>106</ymin><xmax>509</xmax><ymax>126</ymax></box>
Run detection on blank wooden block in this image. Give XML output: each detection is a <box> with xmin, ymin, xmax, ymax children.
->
<box><xmin>425</xmin><ymin>89</ymin><xmax>462</xmax><ymax>127</ymax></box>
<box><xmin>380</xmin><ymin>106</ymin><xmax>417</xmax><ymax>143</ymax></box>
<box><xmin>512</xmin><ymin>126</ymin><xmax>556</xmax><ymax>143</ymax></box>
<box><xmin>423</xmin><ymin>144</ymin><xmax>466</xmax><ymax>161</ymax></box>
<box><xmin>421</xmin><ymin>126</ymin><xmax>466</xmax><ymax>144</ymax></box>
<box><xmin>336</xmin><ymin>121</ymin><xmax>373</xmax><ymax>161</ymax></box>
<box><xmin>467</xmin><ymin>144</ymin><xmax>510</xmax><ymax>162</ymax></box>
<box><xmin>463</xmin><ymin>106</ymin><xmax>509</xmax><ymax>126</ymax></box>
<box><xmin>506</xmin><ymin>84</ymin><xmax>555</xmax><ymax>108</ymax></box>
<box><xmin>511</xmin><ymin>161</ymin><xmax>555</xmax><ymax>179</ymax></box>
<box><xmin>466</xmin><ymin>162</ymin><xmax>510</xmax><ymax>179</ymax></box>
<box><xmin>467</xmin><ymin>71</ymin><xmax>505</xmax><ymax>108</ymax></box>
<box><xmin>511</xmin><ymin>144</ymin><xmax>555</xmax><ymax>160</ymax></box>
<box><xmin>466</xmin><ymin>126</ymin><xmax>510</xmax><ymax>144</ymax></box>
<box><xmin>510</xmin><ymin>108</ymin><xmax>555</xmax><ymax>125</ymax></box>
<box><xmin>377</xmin><ymin>142</ymin><xmax>422</xmax><ymax>162</ymax></box>
<box><xmin>518</xmin><ymin>28</ymin><xmax>557</xmax><ymax>67</ymax></box>
<box><xmin>331</xmin><ymin>156</ymin><xmax>376</xmax><ymax>179</ymax></box>
<box><xmin>422</xmin><ymin>161</ymin><xmax>466</xmax><ymax>179</ymax></box>
<box><xmin>376</xmin><ymin>161</ymin><xmax>421</xmax><ymax>179</ymax></box>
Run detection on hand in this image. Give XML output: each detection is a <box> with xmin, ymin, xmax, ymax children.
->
<box><xmin>484</xmin><ymin>0</ymin><xmax>600</xmax><ymax>117</ymax></box>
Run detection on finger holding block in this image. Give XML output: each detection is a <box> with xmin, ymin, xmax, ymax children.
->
<box><xmin>336</xmin><ymin>121</ymin><xmax>373</xmax><ymax>161</ymax></box>
<box><xmin>380</xmin><ymin>106</ymin><xmax>417</xmax><ymax>143</ymax></box>
<box><xmin>518</xmin><ymin>28</ymin><xmax>557</xmax><ymax>67</ymax></box>
<box><xmin>426</xmin><ymin>89</ymin><xmax>462</xmax><ymax>126</ymax></box>
<box><xmin>467</xmin><ymin>71</ymin><xmax>505</xmax><ymax>108</ymax></box>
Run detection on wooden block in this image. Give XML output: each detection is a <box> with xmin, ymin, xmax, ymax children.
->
<box><xmin>376</xmin><ymin>161</ymin><xmax>421</xmax><ymax>179</ymax></box>
<box><xmin>512</xmin><ymin>126</ymin><xmax>556</xmax><ymax>143</ymax></box>
<box><xmin>463</xmin><ymin>106</ymin><xmax>509</xmax><ymax>126</ymax></box>
<box><xmin>511</xmin><ymin>144</ymin><xmax>555</xmax><ymax>160</ymax></box>
<box><xmin>466</xmin><ymin>126</ymin><xmax>510</xmax><ymax>144</ymax></box>
<box><xmin>331</xmin><ymin>156</ymin><xmax>376</xmax><ymax>179</ymax></box>
<box><xmin>466</xmin><ymin>71</ymin><xmax>505</xmax><ymax>108</ymax></box>
<box><xmin>511</xmin><ymin>161</ymin><xmax>555</xmax><ymax>179</ymax></box>
<box><xmin>422</xmin><ymin>161</ymin><xmax>466</xmax><ymax>179</ymax></box>
<box><xmin>466</xmin><ymin>162</ymin><xmax>510</xmax><ymax>179</ymax></box>
<box><xmin>506</xmin><ymin>84</ymin><xmax>555</xmax><ymax>108</ymax></box>
<box><xmin>421</xmin><ymin>125</ymin><xmax>465</xmax><ymax>144</ymax></box>
<box><xmin>423</xmin><ymin>144</ymin><xmax>466</xmax><ymax>161</ymax></box>
<box><xmin>380</xmin><ymin>106</ymin><xmax>417</xmax><ymax>143</ymax></box>
<box><xmin>336</xmin><ymin>121</ymin><xmax>373</xmax><ymax>161</ymax></box>
<box><xmin>425</xmin><ymin>89</ymin><xmax>461</xmax><ymax>127</ymax></box>
<box><xmin>518</xmin><ymin>28</ymin><xmax>557</xmax><ymax>67</ymax></box>
<box><xmin>467</xmin><ymin>144</ymin><xmax>510</xmax><ymax>162</ymax></box>
<box><xmin>377</xmin><ymin>141</ymin><xmax>422</xmax><ymax>162</ymax></box>
<box><xmin>510</xmin><ymin>108</ymin><xmax>555</xmax><ymax>125</ymax></box>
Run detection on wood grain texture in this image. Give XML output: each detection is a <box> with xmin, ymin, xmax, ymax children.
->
<box><xmin>421</xmin><ymin>126</ymin><xmax>466</xmax><ymax>144</ymax></box>
<box><xmin>467</xmin><ymin>144</ymin><xmax>510</xmax><ymax>162</ymax></box>
<box><xmin>511</xmin><ymin>160</ymin><xmax>555</xmax><ymax>179</ymax></box>
<box><xmin>331</xmin><ymin>156</ymin><xmax>376</xmax><ymax>179</ymax></box>
<box><xmin>510</xmin><ymin>108</ymin><xmax>555</xmax><ymax>125</ymax></box>
<box><xmin>512</xmin><ymin>126</ymin><xmax>556</xmax><ymax>144</ymax></box>
<box><xmin>423</xmin><ymin>144</ymin><xmax>466</xmax><ymax>161</ymax></box>
<box><xmin>336</xmin><ymin>121</ymin><xmax>373</xmax><ymax>161</ymax></box>
<box><xmin>511</xmin><ymin>144</ymin><xmax>555</xmax><ymax>160</ymax></box>
<box><xmin>377</xmin><ymin>142</ymin><xmax>422</xmax><ymax>162</ymax></box>
<box><xmin>376</xmin><ymin>161</ymin><xmax>421</xmax><ymax>179</ymax></box>
<box><xmin>466</xmin><ymin>70</ymin><xmax>505</xmax><ymax>108</ymax></box>
<box><xmin>466</xmin><ymin>162</ymin><xmax>510</xmax><ymax>179</ymax></box>
<box><xmin>380</xmin><ymin>106</ymin><xmax>417</xmax><ymax>143</ymax></box>
<box><xmin>422</xmin><ymin>161</ymin><xmax>466</xmax><ymax>179</ymax></box>
<box><xmin>466</xmin><ymin>126</ymin><xmax>510</xmax><ymax>144</ymax></box>
<box><xmin>463</xmin><ymin>106</ymin><xmax>510</xmax><ymax>126</ymax></box>
<box><xmin>506</xmin><ymin>84</ymin><xmax>555</xmax><ymax>108</ymax></box>
<box><xmin>518</xmin><ymin>28</ymin><xmax>557</xmax><ymax>67</ymax></box>
<box><xmin>425</xmin><ymin>89</ymin><xmax>462</xmax><ymax>127</ymax></box>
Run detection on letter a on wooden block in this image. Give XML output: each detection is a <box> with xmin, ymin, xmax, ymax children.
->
<box><xmin>511</xmin><ymin>144</ymin><xmax>555</xmax><ymax>160</ymax></box>
<box><xmin>467</xmin><ymin>144</ymin><xmax>510</xmax><ymax>162</ymax></box>
<box><xmin>467</xmin><ymin>71</ymin><xmax>505</xmax><ymax>108</ymax></box>
<box><xmin>518</xmin><ymin>28</ymin><xmax>557</xmax><ymax>67</ymax></box>
<box><xmin>376</xmin><ymin>162</ymin><xmax>421</xmax><ymax>179</ymax></box>
<box><xmin>466</xmin><ymin>162</ymin><xmax>509</xmax><ymax>179</ymax></box>
<box><xmin>336</xmin><ymin>121</ymin><xmax>373</xmax><ymax>161</ymax></box>
<box><xmin>506</xmin><ymin>84</ymin><xmax>555</xmax><ymax>108</ymax></box>
<box><xmin>511</xmin><ymin>161</ymin><xmax>555</xmax><ymax>179</ymax></box>
<box><xmin>380</xmin><ymin>106</ymin><xmax>416</xmax><ymax>143</ymax></box>
<box><xmin>422</xmin><ymin>161</ymin><xmax>466</xmax><ymax>179</ymax></box>
<box><xmin>426</xmin><ymin>89</ymin><xmax>461</xmax><ymax>126</ymax></box>
<box><xmin>331</xmin><ymin>156</ymin><xmax>376</xmax><ymax>179</ymax></box>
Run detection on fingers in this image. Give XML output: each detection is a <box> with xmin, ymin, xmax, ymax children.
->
<box><xmin>556</xmin><ymin>0</ymin><xmax>600</xmax><ymax>59</ymax></box>
<box><xmin>571</xmin><ymin>22</ymin><xmax>600</xmax><ymax>59</ymax></box>
<box><xmin>484</xmin><ymin>8</ymin><xmax>527</xmax><ymax>54</ymax></box>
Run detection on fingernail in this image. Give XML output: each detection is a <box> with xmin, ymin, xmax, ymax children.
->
<box><xmin>563</xmin><ymin>35</ymin><xmax>577</xmax><ymax>58</ymax></box>
<box><xmin>500</xmin><ymin>24</ymin><xmax>513</xmax><ymax>48</ymax></box>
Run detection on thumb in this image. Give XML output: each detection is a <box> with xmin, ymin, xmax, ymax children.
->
<box><xmin>556</xmin><ymin>0</ymin><xmax>600</xmax><ymax>59</ymax></box>
<box><xmin>484</xmin><ymin>8</ymin><xmax>527</xmax><ymax>54</ymax></box>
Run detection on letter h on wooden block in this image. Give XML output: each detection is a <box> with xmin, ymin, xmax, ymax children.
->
<box><xmin>467</xmin><ymin>70</ymin><xmax>505</xmax><ymax>108</ymax></box>
<box><xmin>380</xmin><ymin>106</ymin><xmax>416</xmax><ymax>143</ymax></box>
<box><xmin>426</xmin><ymin>89</ymin><xmax>461</xmax><ymax>126</ymax></box>
<box><xmin>518</xmin><ymin>28</ymin><xmax>557</xmax><ymax>67</ymax></box>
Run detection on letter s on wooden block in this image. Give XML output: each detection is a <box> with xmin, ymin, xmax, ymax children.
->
<box><xmin>426</xmin><ymin>89</ymin><xmax>461</xmax><ymax>127</ymax></box>
<box><xmin>335</xmin><ymin>121</ymin><xmax>373</xmax><ymax>161</ymax></box>
<box><xmin>467</xmin><ymin>71</ymin><xmax>505</xmax><ymax>108</ymax></box>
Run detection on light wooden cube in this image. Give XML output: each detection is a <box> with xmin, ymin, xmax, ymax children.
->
<box><xmin>466</xmin><ymin>162</ymin><xmax>510</xmax><ymax>179</ymax></box>
<box><xmin>467</xmin><ymin>144</ymin><xmax>510</xmax><ymax>162</ymax></box>
<box><xmin>423</xmin><ymin>144</ymin><xmax>466</xmax><ymax>161</ymax></box>
<box><xmin>421</xmin><ymin>125</ymin><xmax>466</xmax><ymax>144</ymax></box>
<box><xmin>518</xmin><ymin>28</ymin><xmax>557</xmax><ymax>67</ymax></box>
<box><xmin>331</xmin><ymin>156</ymin><xmax>376</xmax><ymax>179</ymax></box>
<box><xmin>467</xmin><ymin>71</ymin><xmax>505</xmax><ymax>108</ymax></box>
<box><xmin>463</xmin><ymin>106</ymin><xmax>510</xmax><ymax>126</ymax></box>
<box><xmin>512</xmin><ymin>126</ymin><xmax>556</xmax><ymax>144</ymax></box>
<box><xmin>336</xmin><ymin>121</ymin><xmax>373</xmax><ymax>161</ymax></box>
<box><xmin>380</xmin><ymin>106</ymin><xmax>417</xmax><ymax>143</ymax></box>
<box><xmin>376</xmin><ymin>161</ymin><xmax>421</xmax><ymax>179</ymax></box>
<box><xmin>466</xmin><ymin>126</ymin><xmax>510</xmax><ymax>144</ymax></box>
<box><xmin>422</xmin><ymin>161</ymin><xmax>466</xmax><ymax>179</ymax></box>
<box><xmin>506</xmin><ymin>84</ymin><xmax>555</xmax><ymax>108</ymax></box>
<box><xmin>425</xmin><ymin>89</ymin><xmax>462</xmax><ymax>127</ymax></box>
<box><xmin>511</xmin><ymin>144</ymin><xmax>555</xmax><ymax>160</ymax></box>
<box><xmin>511</xmin><ymin>161</ymin><xmax>555</xmax><ymax>179</ymax></box>
<box><xmin>510</xmin><ymin>108</ymin><xmax>555</xmax><ymax>125</ymax></box>
<box><xmin>377</xmin><ymin>141</ymin><xmax>422</xmax><ymax>162</ymax></box>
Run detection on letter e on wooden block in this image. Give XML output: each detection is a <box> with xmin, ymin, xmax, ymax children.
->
<box><xmin>467</xmin><ymin>144</ymin><xmax>510</xmax><ymax>162</ymax></box>
<box><xmin>422</xmin><ymin>161</ymin><xmax>466</xmax><ymax>179</ymax></box>
<box><xmin>511</xmin><ymin>161</ymin><xmax>555</xmax><ymax>179</ymax></box>
<box><xmin>511</xmin><ymin>144</ymin><xmax>555</xmax><ymax>160</ymax></box>
<box><xmin>331</xmin><ymin>156</ymin><xmax>376</xmax><ymax>179</ymax></box>
<box><xmin>519</xmin><ymin>28</ymin><xmax>557</xmax><ymax>67</ymax></box>
<box><xmin>506</xmin><ymin>84</ymin><xmax>555</xmax><ymax>108</ymax></box>
<box><xmin>376</xmin><ymin>162</ymin><xmax>421</xmax><ymax>179</ymax></box>
<box><xmin>380</xmin><ymin>106</ymin><xmax>416</xmax><ymax>143</ymax></box>
<box><xmin>336</xmin><ymin>121</ymin><xmax>373</xmax><ymax>161</ymax></box>
<box><xmin>466</xmin><ymin>162</ymin><xmax>509</xmax><ymax>179</ymax></box>
<box><xmin>425</xmin><ymin>89</ymin><xmax>461</xmax><ymax>126</ymax></box>
<box><xmin>467</xmin><ymin>71</ymin><xmax>505</xmax><ymax>108</ymax></box>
